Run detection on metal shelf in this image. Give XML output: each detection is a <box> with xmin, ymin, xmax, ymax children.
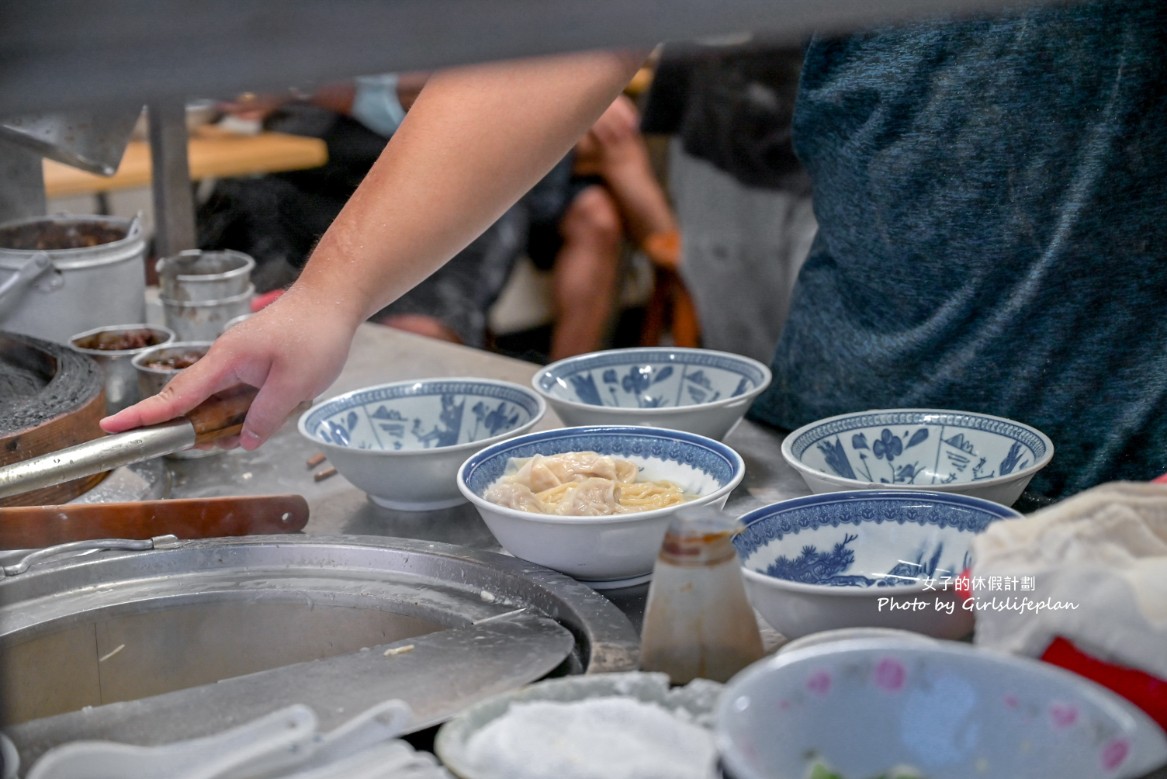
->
<box><xmin>0</xmin><ymin>0</ymin><xmax>1026</xmax><ymax>116</ymax></box>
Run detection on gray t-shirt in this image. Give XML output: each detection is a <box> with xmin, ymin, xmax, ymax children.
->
<box><xmin>750</xmin><ymin>0</ymin><xmax>1167</xmax><ymax>501</ymax></box>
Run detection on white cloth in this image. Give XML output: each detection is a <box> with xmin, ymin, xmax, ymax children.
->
<box><xmin>670</xmin><ymin>142</ymin><xmax>816</xmax><ymax>365</ymax></box>
<box><xmin>972</xmin><ymin>481</ymin><xmax>1167</xmax><ymax>679</ymax></box>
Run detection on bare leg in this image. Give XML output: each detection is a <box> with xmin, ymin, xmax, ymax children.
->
<box><xmin>573</xmin><ymin>104</ymin><xmax>679</xmax><ymax>254</ymax></box>
<box><xmin>549</xmin><ymin>184</ymin><xmax>624</xmax><ymax>360</ymax></box>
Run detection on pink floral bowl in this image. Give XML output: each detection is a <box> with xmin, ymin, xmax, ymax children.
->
<box><xmin>716</xmin><ymin>638</ymin><xmax>1167</xmax><ymax>779</ymax></box>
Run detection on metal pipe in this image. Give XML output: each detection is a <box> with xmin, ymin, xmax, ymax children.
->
<box><xmin>0</xmin><ymin>420</ymin><xmax>195</xmax><ymax>501</ymax></box>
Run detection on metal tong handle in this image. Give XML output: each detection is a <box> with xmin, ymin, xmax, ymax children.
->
<box><xmin>0</xmin><ymin>385</ymin><xmax>258</xmax><ymax>501</ymax></box>
<box><xmin>2</xmin><ymin>534</ymin><xmax>179</xmax><ymax>576</ymax></box>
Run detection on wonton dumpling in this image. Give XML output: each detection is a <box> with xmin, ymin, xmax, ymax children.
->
<box><xmin>483</xmin><ymin>481</ymin><xmax>546</xmax><ymax>513</ymax></box>
<box><xmin>510</xmin><ymin>451</ymin><xmax>634</xmax><ymax>490</ymax></box>
<box><xmin>559</xmin><ymin>476</ymin><xmax>622</xmax><ymax>515</ymax></box>
<box><xmin>510</xmin><ymin>455</ymin><xmax>567</xmax><ymax>492</ymax></box>
<box><xmin>551</xmin><ymin>451</ymin><xmax>639</xmax><ymax>483</ymax></box>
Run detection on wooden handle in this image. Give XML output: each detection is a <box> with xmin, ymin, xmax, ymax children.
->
<box><xmin>0</xmin><ymin>493</ymin><xmax>310</xmax><ymax>549</ymax></box>
<box><xmin>187</xmin><ymin>385</ymin><xmax>260</xmax><ymax>445</ymax></box>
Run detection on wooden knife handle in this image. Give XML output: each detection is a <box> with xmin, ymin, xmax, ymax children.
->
<box><xmin>0</xmin><ymin>494</ymin><xmax>310</xmax><ymax>550</ymax></box>
<box><xmin>187</xmin><ymin>385</ymin><xmax>260</xmax><ymax>445</ymax></box>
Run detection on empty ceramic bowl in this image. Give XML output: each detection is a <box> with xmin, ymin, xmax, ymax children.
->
<box><xmin>457</xmin><ymin>425</ymin><xmax>745</xmax><ymax>588</ymax></box>
<box><xmin>733</xmin><ymin>490</ymin><xmax>1021</xmax><ymax>640</ymax></box>
<box><xmin>532</xmin><ymin>347</ymin><xmax>771</xmax><ymax>440</ymax></box>
<box><xmin>716</xmin><ymin>638</ymin><xmax>1167</xmax><ymax>779</ymax></box>
<box><xmin>298</xmin><ymin>378</ymin><xmax>546</xmax><ymax>511</ymax></box>
<box><xmin>780</xmin><ymin>408</ymin><xmax>1054</xmax><ymax>505</ymax></box>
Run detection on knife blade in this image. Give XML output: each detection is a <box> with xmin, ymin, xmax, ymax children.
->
<box><xmin>0</xmin><ymin>493</ymin><xmax>309</xmax><ymax>549</ymax></box>
<box><xmin>0</xmin><ymin>385</ymin><xmax>258</xmax><ymax>504</ymax></box>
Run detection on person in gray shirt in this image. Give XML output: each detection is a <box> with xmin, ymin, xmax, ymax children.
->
<box><xmin>750</xmin><ymin>0</ymin><xmax>1167</xmax><ymax>503</ymax></box>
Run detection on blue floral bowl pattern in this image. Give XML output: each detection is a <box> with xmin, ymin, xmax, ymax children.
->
<box><xmin>781</xmin><ymin>409</ymin><xmax>1054</xmax><ymax>506</ymax></box>
<box><xmin>458</xmin><ymin>426</ymin><xmax>746</xmax><ymax>585</ymax></box>
<box><xmin>301</xmin><ymin>379</ymin><xmax>544</xmax><ymax>453</ymax></box>
<box><xmin>735</xmin><ymin>491</ymin><xmax>1019</xmax><ymax>588</ymax></box>
<box><xmin>532</xmin><ymin>348</ymin><xmax>771</xmax><ymax>440</ymax></box>
<box><xmin>717</xmin><ymin>638</ymin><xmax>1167</xmax><ymax>779</ymax></box>
<box><xmin>298</xmin><ymin>378</ymin><xmax>545</xmax><ymax>511</ymax></box>
<box><xmin>733</xmin><ymin>491</ymin><xmax>1021</xmax><ymax>639</ymax></box>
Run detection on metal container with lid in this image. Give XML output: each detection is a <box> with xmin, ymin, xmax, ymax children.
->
<box><xmin>0</xmin><ymin>213</ymin><xmax>147</xmax><ymax>344</ymax></box>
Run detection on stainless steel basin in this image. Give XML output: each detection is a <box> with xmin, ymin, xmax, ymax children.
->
<box><xmin>0</xmin><ymin>535</ymin><xmax>639</xmax><ymax>766</ymax></box>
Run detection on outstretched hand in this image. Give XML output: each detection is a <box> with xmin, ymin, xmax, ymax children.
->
<box><xmin>100</xmin><ymin>291</ymin><xmax>357</xmax><ymax>450</ymax></box>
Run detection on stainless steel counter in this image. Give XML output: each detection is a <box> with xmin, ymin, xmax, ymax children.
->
<box><xmin>162</xmin><ymin>324</ymin><xmax>813</xmax><ymax>623</ymax></box>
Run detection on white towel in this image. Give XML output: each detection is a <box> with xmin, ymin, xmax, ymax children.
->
<box><xmin>971</xmin><ymin>481</ymin><xmax>1167</xmax><ymax>680</ymax></box>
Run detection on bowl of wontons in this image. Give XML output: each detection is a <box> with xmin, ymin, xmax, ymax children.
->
<box><xmin>456</xmin><ymin>425</ymin><xmax>745</xmax><ymax>589</ymax></box>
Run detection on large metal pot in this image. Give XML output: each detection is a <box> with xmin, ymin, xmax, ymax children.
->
<box><xmin>0</xmin><ymin>213</ymin><xmax>147</xmax><ymax>344</ymax></box>
<box><xmin>0</xmin><ymin>535</ymin><xmax>639</xmax><ymax>767</ymax></box>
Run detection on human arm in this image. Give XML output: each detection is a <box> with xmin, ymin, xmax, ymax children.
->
<box><xmin>101</xmin><ymin>49</ymin><xmax>646</xmax><ymax>449</ymax></box>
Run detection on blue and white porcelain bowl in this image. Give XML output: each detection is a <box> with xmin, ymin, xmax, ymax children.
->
<box><xmin>298</xmin><ymin>378</ymin><xmax>546</xmax><ymax>511</ymax></box>
<box><xmin>532</xmin><ymin>347</ymin><xmax>771</xmax><ymax>441</ymax></box>
<box><xmin>781</xmin><ymin>408</ymin><xmax>1054</xmax><ymax>506</ymax></box>
<box><xmin>733</xmin><ymin>490</ymin><xmax>1021</xmax><ymax>640</ymax></box>
<box><xmin>457</xmin><ymin>425</ymin><xmax>745</xmax><ymax>587</ymax></box>
<box><xmin>717</xmin><ymin>638</ymin><xmax>1167</xmax><ymax>779</ymax></box>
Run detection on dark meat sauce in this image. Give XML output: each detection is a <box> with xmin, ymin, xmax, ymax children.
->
<box><xmin>0</xmin><ymin>221</ymin><xmax>127</xmax><ymax>251</ymax></box>
<box><xmin>74</xmin><ymin>329</ymin><xmax>165</xmax><ymax>351</ymax></box>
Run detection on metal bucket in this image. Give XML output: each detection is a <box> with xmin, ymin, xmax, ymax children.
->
<box><xmin>0</xmin><ymin>214</ymin><xmax>147</xmax><ymax>345</ymax></box>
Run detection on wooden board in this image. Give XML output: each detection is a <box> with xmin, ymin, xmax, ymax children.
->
<box><xmin>43</xmin><ymin>127</ymin><xmax>329</xmax><ymax>198</ymax></box>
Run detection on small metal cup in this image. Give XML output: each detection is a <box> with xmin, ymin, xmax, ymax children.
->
<box><xmin>155</xmin><ymin>249</ymin><xmax>255</xmax><ymax>302</ymax></box>
<box><xmin>69</xmin><ymin>324</ymin><xmax>176</xmax><ymax>414</ymax></box>
<box><xmin>132</xmin><ymin>341</ymin><xmax>220</xmax><ymax>459</ymax></box>
<box><xmin>160</xmin><ymin>284</ymin><xmax>254</xmax><ymax>342</ymax></box>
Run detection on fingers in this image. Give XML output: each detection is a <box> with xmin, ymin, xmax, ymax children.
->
<box><xmin>100</xmin><ymin>347</ymin><xmax>251</xmax><ymax>434</ymax></box>
<box><xmin>229</xmin><ymin>335</ymin><xmax>336</xmax><ymax>450</ymax></box>
<box><xmin>591</xmin><ymin>95</ymin><xmax>639</xmax><ymax>145</ymax></box>
<box><xmin>99</xmin><ymin>292</ymin><xmax>347</xmax><ymax>450</ymax></box>
<box><xmin>235</xmin><ymin>360</ymin><xmax>320</xmax><ymax>450</ymax></box>
<box><xmin>214</xmin><ymin>434</ymin><xmax>242</xmax><ymax>450</ymax></box>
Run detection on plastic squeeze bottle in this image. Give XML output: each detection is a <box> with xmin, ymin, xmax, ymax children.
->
<box><xmin>638</xmin><ymin>508</ymin><xmax>765</xmax><ymax>684</ymax></box>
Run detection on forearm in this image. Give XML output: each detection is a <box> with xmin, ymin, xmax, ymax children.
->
<box><xmin>294</xmin><ymin>49</ymin><xmax>646</xmax><ymax>324</ymax></box>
